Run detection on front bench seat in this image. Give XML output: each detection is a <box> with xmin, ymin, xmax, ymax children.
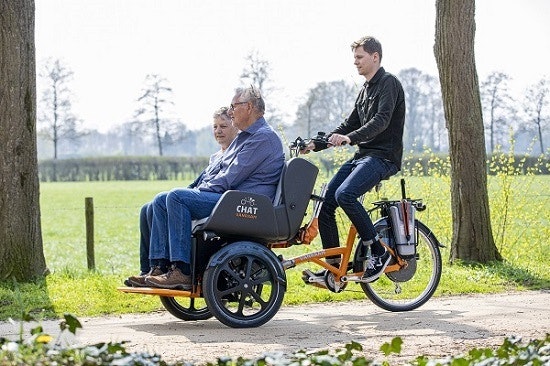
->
<box><xmin>194</xmin><ymin>157</ymin><xmax>319</xmax><ymax>243</ymax></box>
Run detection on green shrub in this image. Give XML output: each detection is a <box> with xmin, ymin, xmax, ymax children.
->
<box><xmin>38</xmin><ymin>156</ymin><xmax>210</xmax><ymax>182</ymax></box>
<box><xmin>38</xmin><ymin>151</ymin><xmax>550</xmax><ymax>182</ymax></box>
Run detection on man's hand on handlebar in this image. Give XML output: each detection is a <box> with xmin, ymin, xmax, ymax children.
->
<box><xmin>298</xmin><ymin>141</ymin><xmax>316</xmax><ymax>154</ymax></box>
<box><xmin>290</xmin><ymin>132</ymin><xmax>350</xmax><ymax>156</ymax></box>
<box><xmin>328</xmin><ymin>133</ymin><xmax>351</xmax><ymax>147</ymax></box>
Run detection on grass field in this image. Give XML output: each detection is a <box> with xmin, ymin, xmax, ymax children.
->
<box><xmin>1</xmin><ymin>174</ymin><xmax>549</xmax><ymax>320</ymax></box>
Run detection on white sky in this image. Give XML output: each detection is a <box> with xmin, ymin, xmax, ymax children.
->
<box><xmin>35</xmin><ymin>0</ymin><xmax>550</xmax><ymax>132</ymax></box>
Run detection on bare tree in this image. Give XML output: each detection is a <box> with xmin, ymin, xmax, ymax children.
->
<box><xmin>294</xmin><ymin>81</ymin><xmax>356</xmax><ymax>137</ymax></box>
<box><xmin>239</xmin><ymin>50</ymin><xmax>284</xmax><ymax>126</ymax></box>
<box><xmin>480</xmin><ymin>72</ymin><xmax>516</xmax><ymax>152</ymax></box>
<box><xmin>434</xmin><ymin>0</ymin><xmax>501</xmax><ymax>262</ymax></box>
<box><xmin>240</xmin><ymin>49</ymin><xmax>271</xmax><ymax>94</ymax></box>
<box><xmin>38</xmin><ymin>58</ymin><xmax>83</xmax><ymax>159</ymax></box>
<box><xmin>399</xmin><ymin>68</ymin><xmax>428</xmax><ymax>151</ymax></box>
<box><xmin>398</xmin><ymin>69</ymin><xmax>448</xmax><ymax>152</ymax></box>
<box><xmin>133</xmin><ymin>74</ymin><xmax>177</xmax><ymax>156</ymax></box>
<box><xmin>0</xmin><ymin>0</ymin><xmax>48</xmax><ymax>280</ymax></box>
<box><xmin>423</xmin><ymin>74</ymin><xmax>447</xmax><ymax>152</ymax></box>
<box><xmin>522</xmin><ymin>78</ymin><xmax>549</xmax><ymax>154</ymax></box>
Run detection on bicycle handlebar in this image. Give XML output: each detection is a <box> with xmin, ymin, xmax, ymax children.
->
<box><xmin>289</xmin><ymin>132</ymin><xmax>346</xmax><ymax>157</ymax></box>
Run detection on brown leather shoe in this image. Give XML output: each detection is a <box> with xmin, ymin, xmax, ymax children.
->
<box><xmin>124</xmin><ymin>266</ymin><xmax>164</xmax><ymax>287</ymax></box>
<box><xmin>145</xmin><ymin>266</ymin><xmax>192</xmax><ymax>290</ymax></box>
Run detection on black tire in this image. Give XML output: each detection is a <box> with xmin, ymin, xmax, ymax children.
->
<box><xmin>202</xmin><ymin>241</ymin><xmax>286</xmax><ymax>328</ymax></box>
<box><xmin>159</xmin><ymin>296</ymin><xmax>212</xmax><ymax>321</ymax></box>
<box><xmin>353</xmin><ymin>218</ymin><xmax>442</xmax><ymax>312</ymax></box>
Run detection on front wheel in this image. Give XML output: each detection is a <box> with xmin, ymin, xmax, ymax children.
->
<box><xmin>353</xmin><ymin>219</ymin><xmax>442</xmax><ymax>312</ymax></box>
<box><xmin>203</xmin><ymin>241</ymin><xmax>286</xmax><ymax>328</ymax></box>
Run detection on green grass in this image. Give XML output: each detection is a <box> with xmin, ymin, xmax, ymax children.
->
<box><xmin>1</xmin><ymin>175</ymin><xmax>549</xmax><ymax>320</ymax></box>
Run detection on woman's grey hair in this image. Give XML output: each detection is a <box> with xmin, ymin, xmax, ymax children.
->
<box><xmin>213</xmin><ymin>106</ymin><xmax>231</xmax><ymax>121</ymax></box>
<box><xmin>351</xmin><ymin>36</ymin><xmax>383</xmax><ymax>61</ymax></box>
<box><xmin>234</xmin><ymin>85</ymin><xmax>265</xmax><ymax>114</ymax></box>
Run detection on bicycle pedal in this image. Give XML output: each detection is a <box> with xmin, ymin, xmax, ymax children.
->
<box><xmin>301</xmin><ymin>269</ymin><xmax>326</xmax><ymax>284</ymax></box>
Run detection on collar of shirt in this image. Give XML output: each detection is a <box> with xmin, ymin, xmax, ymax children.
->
<box><xmin>366</xmin><ymin>67</ymin><xmax>386</xmax><ymax>88</ymax></box>
<box><xmin>241</xmin><ymin>116</ymin><xmax>267</xmax><ymax>135</ymax></box>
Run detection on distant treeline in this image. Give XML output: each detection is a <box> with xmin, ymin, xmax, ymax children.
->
<box><xmin>38</xmin><ymin>156</ymin><xmax>211</xmax><ymax>182</ymax></box>
<box><xmin>38</xmin><ymin>154</ymin><xmax>549</xmax><ymax>182</ymax></box>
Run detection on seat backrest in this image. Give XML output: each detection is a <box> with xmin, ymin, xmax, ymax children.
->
<box><xmin>274</xmin><ymin>157</ymin><xmax>319</xmax><ymax>239</ymax></box>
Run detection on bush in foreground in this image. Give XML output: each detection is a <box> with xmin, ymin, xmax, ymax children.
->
<box><xmin>1</xmin><ymin>314</ymin><xmax>548</xmax><ymax>365</ymax></box>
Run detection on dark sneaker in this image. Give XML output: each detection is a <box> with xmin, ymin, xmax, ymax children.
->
<box><xmin>145</xmin><ymin>266</ymin><xmax>192</xmax><ymax>290</ymax></box>
<box><xmin>301</xmin><ymin>269</ymin><xmax>327</xmax><ymax>289</ymax></box>
<box><xmin>124</xmin><ymin>266</ymin><xmax>164</xmax><ymax>287</ymax></box>
<box><xmin>361</xmin><ymin>249</ymin><xmax>391</xmax><ymax>283</ymax></box>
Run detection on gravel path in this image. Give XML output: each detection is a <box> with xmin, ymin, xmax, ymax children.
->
<box><xmin>1</xmin><ymin>290</ymin><xmax>549</xmax><ymax>365</ymax></box>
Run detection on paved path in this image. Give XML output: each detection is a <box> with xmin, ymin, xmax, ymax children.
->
<box><xmin>1</xmin><ymin>291</ymin><xmax>549</xmax><ymax>364</ymax></box>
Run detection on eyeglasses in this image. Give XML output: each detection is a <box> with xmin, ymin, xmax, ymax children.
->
<box><xmin>229</xmin><ymin>102</ymin><xmax>248</xmax><ymax>111</ymax></box>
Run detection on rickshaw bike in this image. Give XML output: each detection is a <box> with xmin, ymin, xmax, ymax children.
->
<box><xmin>119</xmin><ymin>133</ymin><xmax>443</xmax><ymax>328</ymax></box>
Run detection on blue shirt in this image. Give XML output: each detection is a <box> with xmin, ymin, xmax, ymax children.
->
<box><xmin>196</xmin><ymin>117</ymin><xmax>285</xmax><ymax>200</ymax></box>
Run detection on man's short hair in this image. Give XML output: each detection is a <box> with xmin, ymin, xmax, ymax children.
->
<box><xmin>351</xmin><ymin>36</ymin><xmax>383</xmax><ymax>61</ymax></box>
<box><xmin>235</xmin><ymin>85</ymin><xmax>265</xmax><ymax>114</ymax></box>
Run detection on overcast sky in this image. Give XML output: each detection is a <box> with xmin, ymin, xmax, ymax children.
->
<box><xmin>35</xmin><ymin>0</ymin><xmax>550</xmax><ymax>132</ymax></box>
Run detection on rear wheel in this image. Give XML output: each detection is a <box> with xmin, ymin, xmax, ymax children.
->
<box><xmin>160</xmin><ymin>296</ymin><xmax>212</xmax><ymax>321</ymax></box>
<box><xmin>203</xmin><ymin>241</ymin><xmax>286</xmax><ymax>328</ymax></box>
<box><xmin>353</xmin><ymin>218</ymin><xmax>442</xmax><ymax>312</ymax></box>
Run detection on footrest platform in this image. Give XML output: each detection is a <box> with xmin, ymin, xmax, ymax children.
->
<box><xmin>117</xmin><ymin>286</ymin><xmax>191</xmax><ymax>297</ymax></box>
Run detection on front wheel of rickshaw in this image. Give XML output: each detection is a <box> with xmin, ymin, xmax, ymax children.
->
<box><xmin>202</xmin><ymin>241</ymin><xmax>286</xmax><ymax>328</ymax></box>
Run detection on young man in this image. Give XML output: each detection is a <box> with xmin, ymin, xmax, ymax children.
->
<box><xmin>302</xmin><ymin>36</ymin><xmax>406</xmax><ymax>283</ymax></box>
<box><xmin>143</xmin><ymin>86</ymin><xmax>285</xmax><ymax>290</ymax></box>
<box><xmin>125</xmin><ymin>107</ymin><xmax>239</xmax><ymax>287</ymax></box>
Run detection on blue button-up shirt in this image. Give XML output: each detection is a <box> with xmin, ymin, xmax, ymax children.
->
<box><xmin>196</xmin><ymin>117</ymin><xmax>284</xmax><ymax>201</ymax></box>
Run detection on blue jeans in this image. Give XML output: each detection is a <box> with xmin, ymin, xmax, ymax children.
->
<box><xmin>318</xmin><ymin>156</ymin><xmax>398</xmax><ymax>249</ymax></box>
<box><xmin>139</xmin><ymin>202</ymin><xmax>153</xmax><ymax>274</ymax></box>
<box><xmin>149</xmin><ymin>188</ymin><xmax>222</xmax><ymax>266</ymax></box>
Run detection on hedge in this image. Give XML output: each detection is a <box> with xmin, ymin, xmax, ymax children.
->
<box><xmin>38</xmin><ymin>153</ymin><xmax>549</xmax><ymax>182</ymax></box>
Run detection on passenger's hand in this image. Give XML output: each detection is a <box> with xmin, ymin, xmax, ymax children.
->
<box><xmin>328</xmin><ymin>134</ymin><xmax>351</xmax><ymax>146</ymax></box>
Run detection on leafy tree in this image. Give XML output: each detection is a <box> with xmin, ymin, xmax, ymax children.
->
<box><xmin>38</xmin><ymin>58</ymin><xmax>83</xmax><ymax>159</ymax></box>
<box><xmin>434</xmin><ymin>0</ymin><xmax>501</xmax><ymax>262</ymax></box>
<box><xmin>480</xmin><ymin>72</ymin><xmax>516</xmax><ymax>152</ymax></box>
<box><xmin>0</xmin><ymin>0</ymin><xmax>47</xmax><ymax>280</ymax></box>
<box><xmin>133</xmin><ymin>74</ymin><xmax>180</xmax><ymax>156</ymax></box>
<box><xmin>293</xmin><ymin>80</ymin><xmax>356</xmax><ymax>137</ymax></box>
<box><xmin>522</xmin><ymin>78</ymin><xmax>549</xmax><ymax>154</ymax></box>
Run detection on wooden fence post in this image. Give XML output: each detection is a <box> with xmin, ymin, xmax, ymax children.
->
<box><xmin>85</xmin><ymin>197</ymin><xmax>95</xmax><ymax>270</ymax></box>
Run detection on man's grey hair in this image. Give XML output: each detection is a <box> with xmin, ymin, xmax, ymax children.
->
<box><xmin>234</xmin><ymin>85</ymin><xmax>265</xmax><ymax>114</ymax></box>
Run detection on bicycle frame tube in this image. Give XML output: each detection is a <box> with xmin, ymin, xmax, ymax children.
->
<box><xmin>281</xmin><ymin>224</ymin><xmax>363</xmax><ymax>280</ymax></box>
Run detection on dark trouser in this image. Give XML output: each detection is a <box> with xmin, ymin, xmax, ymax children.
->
<box><xmin>318</xmin><ymin>155</ymin><xmax>398</xmax><ymax>250</ymax></box>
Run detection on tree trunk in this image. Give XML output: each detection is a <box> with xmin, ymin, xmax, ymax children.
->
<box><xmin>434</xmin><ymin>0</ymin><xmax>501</xmax><ymax>262</ymax></box>
<box><xmin>0</xmin><ymin>0</ymin><xmax>48</xmax><ymax>280</ymax></box>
